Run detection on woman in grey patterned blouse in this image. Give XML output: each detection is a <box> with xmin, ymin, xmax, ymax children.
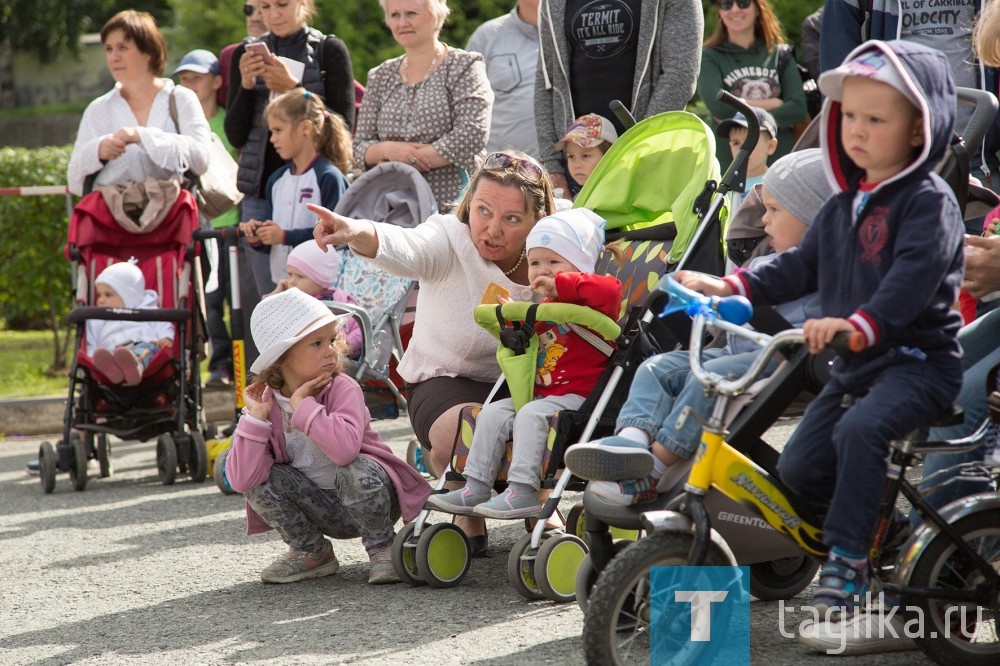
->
<box><xmin>354</xmin><ymin>0</ymin><xmax>494</xmax><ymax>212</ymax></box>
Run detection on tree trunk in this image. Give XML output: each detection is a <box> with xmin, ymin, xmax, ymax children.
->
<box><xmin>0</xmin><ymin>39</ymin><xmax>16</xmax><ymax>110</ymax></box>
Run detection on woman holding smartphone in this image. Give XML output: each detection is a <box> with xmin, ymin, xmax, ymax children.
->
<box><xmin>224</xmin><ymin>0</ymin><xmax>354</xmax><ymax>300</ymax></box>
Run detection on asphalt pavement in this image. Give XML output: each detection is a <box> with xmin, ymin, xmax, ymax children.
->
<box><xmin>0</xmin><ymin>416</ymin><xmax>931</xmax><ymax>665</ymax></box>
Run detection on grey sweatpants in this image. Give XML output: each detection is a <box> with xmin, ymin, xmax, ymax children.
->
<box><xmin>463</xmin><ymin>394</ymin><xmax>585</xmax><ymax>489</ymax></box>
<box><xmin>245</xmin><ymin>457</ymin><xmax>400</xmax><ymax>553</ymax></box>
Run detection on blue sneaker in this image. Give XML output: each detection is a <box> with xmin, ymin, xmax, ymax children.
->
<box><xmin>25</xmin><ymin>458</ymin><xmax>40</xmax><ymax>476</ymax></box>
<box><xmin>565</xmin><ymin>436</ymin><xmax>654</xmax><ymax>481</ymax></box>
<box><xmin>587</xmin><ymin>475</ymin><xmax>660</xmax><ymax>506</ymax></box>
<box><xmin>810</xmin><ymin>553</ymin><xmax>870</xmax><ymax>619</ymax></box>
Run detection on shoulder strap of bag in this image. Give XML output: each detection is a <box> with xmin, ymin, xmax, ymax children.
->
<box><xmin>168</xmin><ymin>87</ymin><xmax>179</xmax><ymax>133</ymax></box>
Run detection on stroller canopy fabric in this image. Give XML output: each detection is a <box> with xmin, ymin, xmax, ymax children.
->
<box><xmin>574</xmin><ymin>111</ymin><xmax>722</xmax><ymax>264</ymax></box>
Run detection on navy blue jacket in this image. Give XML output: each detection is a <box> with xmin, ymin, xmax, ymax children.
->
<box><xmin>725</xmin><ymin>40</ymin><xmax>964</xmax><ymax>367</ymax></box>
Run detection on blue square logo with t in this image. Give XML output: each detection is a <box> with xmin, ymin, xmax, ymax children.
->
<box><xmin>649</xmin><ymin>565</ymin><xmax>750</xmax><ymax>665</ymax></box>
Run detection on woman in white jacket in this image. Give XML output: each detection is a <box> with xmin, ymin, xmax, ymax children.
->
<box><xmin>67</xmin><ymin>10</ymin><xmax>210</xmax><ymax>196</ymax></box>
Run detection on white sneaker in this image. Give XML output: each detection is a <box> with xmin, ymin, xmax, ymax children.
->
<box><xmin>798</xmin><ymin>605</ymin><xmax>917</xmax><ymax>656</ymax></box>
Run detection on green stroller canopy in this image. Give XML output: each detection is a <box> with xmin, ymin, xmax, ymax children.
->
<box><xmin>573</xmin><ymin>111</ymin><xmax>722</xmax><ymax>264</ymax></box>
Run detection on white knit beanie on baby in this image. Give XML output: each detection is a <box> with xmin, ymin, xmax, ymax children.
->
<box><xmin>286</xmin><ymin>241</ymin><xmax>341</xmax><ymax>290</ymax></box>
<box><xmin>525</xmin><ymin>208</ymin><xmax>606</xmax><ymax>274</ymax></box>
<box><xmin>95</xmin><ymin>258</ymin><xmax>146</xmax><ymax>308</ymax></box>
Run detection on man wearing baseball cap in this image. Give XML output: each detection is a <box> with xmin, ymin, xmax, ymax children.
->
<box><xmin>174</xmin><ymin>48</ymin><xmax>239</xmax><ymax>388</ymax></box>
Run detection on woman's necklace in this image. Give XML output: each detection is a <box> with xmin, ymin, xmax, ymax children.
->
<box><xmin>503</xmin><ymin>250</ymin><xmax>526</xmax><ymax>277</ymax></box>
<box><xmin>400</xmin><ymin>43</ymin><xmax>442</xmax><ymax>89</ymax></box>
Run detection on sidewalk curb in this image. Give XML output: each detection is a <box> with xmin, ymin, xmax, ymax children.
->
<box><xmin>0</xmin><ymin>390</ymin><xmax>236</xmax><ymax>438</ymax></box>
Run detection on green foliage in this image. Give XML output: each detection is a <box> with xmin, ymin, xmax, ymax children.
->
<box><xmin>0</xmin><ymin>329</ymin><xmax>70</xmax><ymax>397</ymax></box>
<box><xmin>0</xmin><ymin>146</ymin><xmax>74</xmax><ymax>368</ymax></box>
<box><xmin>1</xmin><ymin>1</ymin><xmax>172</xmax><ymax>63</ymax></box>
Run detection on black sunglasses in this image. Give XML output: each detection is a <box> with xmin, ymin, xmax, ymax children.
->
<box><xmin>243</xmin><ymin>3</ymin><xmax>260</xmax><ymax>16</ymax></box>
<box><xmin>719</xmin><ymin>0</ymin><xmax>753</xmax><ymax>10</ymax></box>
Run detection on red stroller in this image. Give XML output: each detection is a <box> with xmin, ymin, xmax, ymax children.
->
<box><xmin>37</xmin><ymin>188</ymin><xmax>210</xmax><ymax>493</ymax></box>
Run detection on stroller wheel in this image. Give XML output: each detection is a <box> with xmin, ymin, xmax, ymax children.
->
<box><xmin>38</xmin><ymin>441</ymin><xmax>57</xmax><ymax>494</ymax></box>
<box><xmin>391</xmin><ymin>521</ymin><xmax>427</xmax><ymax>587</ymax></box>
<box><xmin>213</xmin><ymin>449</ymin><xmax>238</xmax><ymax>495</ymax></box>
<box><xmin>187</xmin><ymin>432</ymin><xmax>208</xmax><ymax>483</ymax></box>
<box><xmin>566</xmin><ymin>502</ymin><xmax>586</xmax><ymax>542</ymax></box>
<box><xmin>535</xmin><ymin>533</ymin><xmax>588</xmax><ymax>603</ymax></box>
<box><xmin>415</xmin><ymin>522</ymin><xmax>471</xmax><ymax>588</ymax></box>
<box><xmin>749</xmin><ymin>555</ymin><xmax>820</xmax><ymax>601</ymax></box>
<box><xmin>507</xmin><ymin>531</ymin><xmax>548</xmax><ymax>601</ymax></box>
<box><xmin>96</xmin><ymin>434</ymin><xmax>113</xmax><ymax>478</ymax></box>
<box><xmin>67</xmin><ymin>435</ymin><xmax>88</xmax><ymax>492</ymax></box>
<box><xmin>156</xmin><ymin>434</ymin><xmax>178</xmax><ymax>485</ymax></box>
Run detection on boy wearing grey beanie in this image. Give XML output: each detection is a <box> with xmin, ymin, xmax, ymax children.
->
<box><xmin>727</xmin><ymin>148</ymin><xmax>832</xmax><ymax>266</ymax></box>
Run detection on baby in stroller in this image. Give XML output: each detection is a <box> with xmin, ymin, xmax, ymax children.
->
<box><xmin>268</xmin><ymin>240</ymin><xmax>363</xmax><ymax>359</ymax></box>
<box><xmin>88</xmin><ymin>259</ymin><xmax>175</xmax><ymax>386</ymax></box>
<box><xmin>426</xmin><ymin>209</ymin><xmax>622</xmax><ymax>518</ymax></box>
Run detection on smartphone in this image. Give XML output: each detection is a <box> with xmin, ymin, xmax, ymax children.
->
<box><xmin>246</xmin><ymin>41</ymin><xmax>270</xmax><ymax>57</ymax></box>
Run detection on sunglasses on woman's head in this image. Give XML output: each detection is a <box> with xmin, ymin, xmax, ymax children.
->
<box><xmin>483</xmin><ymin>152</ymin><xmax>544</xmax><ymax>179</ymax></box>
<box><xmin>719</xmin><ymin>0</ymin><xmax>753</xmax><ymax>10</ymax></box>
<box><xmin>243</xmin><ymin>3</ymin><xmax>260</xmax><ymax>16</ymax></box>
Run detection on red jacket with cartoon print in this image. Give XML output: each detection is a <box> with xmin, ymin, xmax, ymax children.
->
<box><xmin>534</xmin><ymin>272</ymin><xmax>622</xmax><ymax>399</ymax></box>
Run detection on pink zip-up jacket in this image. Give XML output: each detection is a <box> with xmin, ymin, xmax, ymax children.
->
<box><xmin>227</xmin><ymin>373</ymin><xmax>431</xmax><ymax>535</ymax></box>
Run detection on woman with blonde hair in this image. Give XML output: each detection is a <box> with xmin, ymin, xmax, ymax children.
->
<box><xmin>225</xmin><ymin>0</ymin><xmax>354</xmax><ymax>297</ymax></box>
<box><xmin>696</xmin><ymin>0</ymin><xmax>807</xmax><ymax>167</ymax></box>
<box><xmin>310</xmin><ymin>149</ymin><xmax>554</xmax><ymax>555</ymax></box>
<box><xmin>354</xmin><ymin>0</ymin><xmax>493</xmax><ymax>212</ymax></box>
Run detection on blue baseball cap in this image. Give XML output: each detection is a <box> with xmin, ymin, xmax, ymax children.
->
<box><xmin>717</xmin><ymin>108</ymin><xmax>778</xmax><ymax>139</ymax></box>
<box><xmin>172</xmin><ymin>49</ymin><xmax>220</xmax><ymax>76</ymax></box>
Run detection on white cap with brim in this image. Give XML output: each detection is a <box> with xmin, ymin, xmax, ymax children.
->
<box><xmin>818</xmin><ymin>43</ymin><xmax>922</xmax><ymax>109</ymax></box>
<box><xmin>249</xmin><ymin>288</ymin><xmax>351</xmax><ymax>374</ymax></box>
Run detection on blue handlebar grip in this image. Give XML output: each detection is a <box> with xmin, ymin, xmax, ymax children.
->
<box><xmin>714</xmin><ymin>296</ymin><xmax>753</xmax><ymax>326</ymax></box>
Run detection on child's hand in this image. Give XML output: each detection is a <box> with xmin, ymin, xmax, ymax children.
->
<box><xmin>271</xmin><ymin>278</ymin><xmax>290</xmax><ymax>295</ymax></box>
<box><xmin>243</xmin><ymin>382</ymin><xmax>273</xmax><ymax>421</ymax></box>
<box><xmin>531</xmin><ymin>275</ymin><xmax>558</xmax><ymax>299</ymax></box>
<box><xmin>254</xmin><ymin>221</ymin><xmax>283</xmax><ymax>245</ymax></box>
<box><xmin>676</xmin><ymin>271</ymin><xmax>732</xmax><ymax>297</ymax></box>
<box><xmin>802</xmin><ymin>317</ymin><xmax>855</xmax><ymax>355</ymax></box>
<box><xmin>240</xmin><ymin>220</ymin><xmax>262</xmax><ymax>245</ymax></box>
<box><xmin>289</xmin><ymin>374</ymin><xmax>332</xmax><ymax>410</ymax></box>
<box><xmin>156</xmin><ymin>337</ymin><xmax>173</xmax><ymax>348</ymax></box>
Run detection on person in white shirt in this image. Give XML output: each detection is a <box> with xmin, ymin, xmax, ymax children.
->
<box><xmin>67</xmin><ymin>10</ymin><xmax>210</xmax><ymax>196</ymax></box>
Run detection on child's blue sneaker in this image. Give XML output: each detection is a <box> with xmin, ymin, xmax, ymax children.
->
<box><xmin>565</xmin><ymin>436</ymin><xmax>654</xmax><ymax>481</ymax></box>
<box><xmin>587</xmin><ymin>475</ymin><xmax>660</xmax><ymax>506</ymax></box>
<box><xmin>810</xmin><ymin>553</ymin><xmax>870</xmax><ymax>619</ymax></box>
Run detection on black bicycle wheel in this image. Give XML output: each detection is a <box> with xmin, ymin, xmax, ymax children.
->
<box><xmin>582</xmin><ymin>530</ymin><xmax>738</xmax><ymax>666</ymax></box>
<box><xmin>903</xmin><ymin>507</ymin><xmax>1000</xmax><ymax>665</ymax></box>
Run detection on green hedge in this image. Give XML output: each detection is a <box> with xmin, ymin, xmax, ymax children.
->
<box><xmin>0</xmin><ymin>146</ymin><xmax>74</xmax><ymax>340</ymax></box>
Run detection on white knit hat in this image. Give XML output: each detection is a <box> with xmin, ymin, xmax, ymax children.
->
<box><xmin>95</xmin><ymin>258</ymin><xmax>146</xmax><ymax>308</ymax></box>
<box><xmin>526</xmin><ymin>208</ymin><xmax>606</xmax><ymax>274</ymax></box>
<box><xmin>286</xmin><ymin>242</ymin><xmax>341</xmax><ymax>289</ymax></box>
<box><xmin>249</xmin><ymin>288</ymin><xmax>347</xmax><ymax>374</ymax></box>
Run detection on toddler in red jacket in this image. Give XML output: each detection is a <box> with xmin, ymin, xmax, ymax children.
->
<box><xmin>427</xmin><ymin>208</ymin><xmax>622</xmax><ymax>519</ymax></box>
